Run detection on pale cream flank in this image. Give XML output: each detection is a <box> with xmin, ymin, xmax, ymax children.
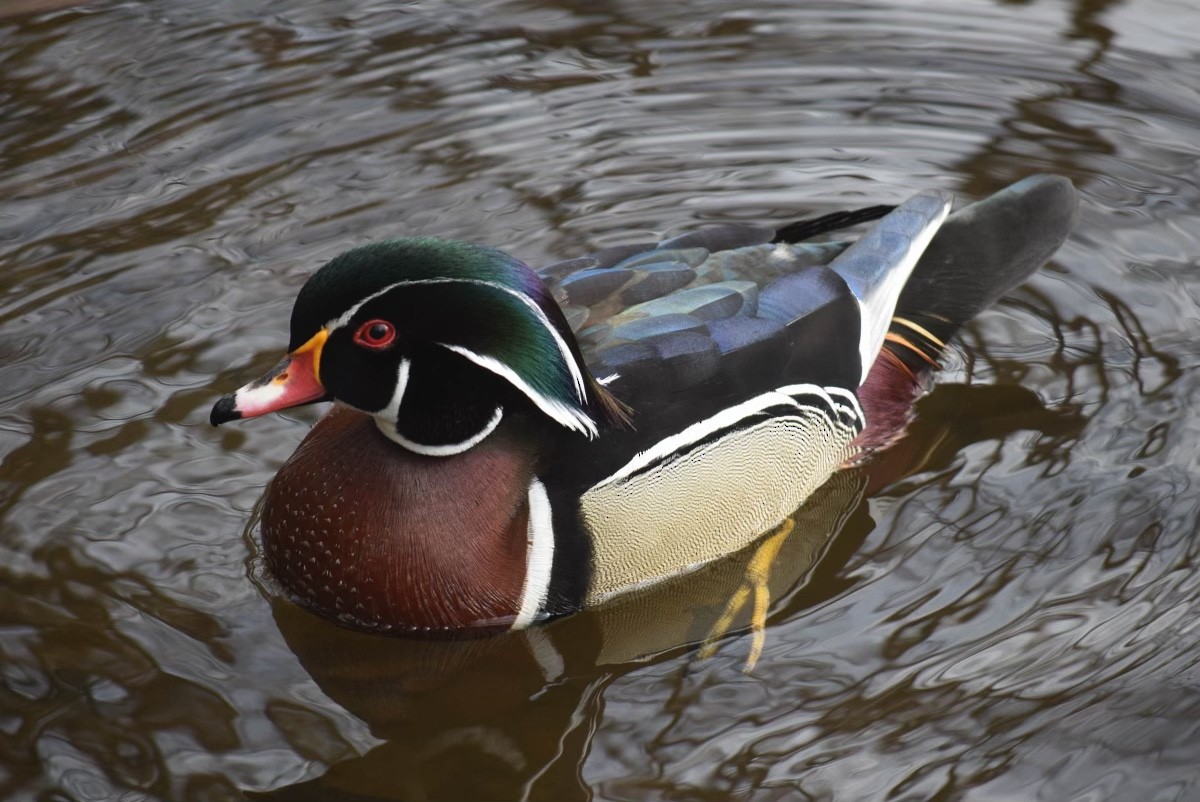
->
<box><xmin>581</xmin><ymin>389</ymin><xmax>859</xmax><ymax>604</ymax></box>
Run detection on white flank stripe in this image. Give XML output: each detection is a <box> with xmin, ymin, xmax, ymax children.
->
<box><xmin>779</xmin><ymin>383</ymin><xmax>862</xmax><ymax>430</ymax></box>
<box><xmin>439</xmin><ymin>343</ymin><xmax>598</xmax><ymax>438</ymax></box>
<box><xmin>512</xmin><ymin>477</ymin><xmax>555</xmax><ymax>630</ymax></box>
<box><xmin>594</xmin><ymin>382</ymin><xmax>859</xmax><ymax>488</ymax></box>
<box><xmin>824</xmin><ymin>386</ymin><xmax>865</xmax><ymax>423</ymax></box>
<box><xmin>326</xmin><ymin>277</ymin><xmax>588</xmax><ymax>402</ymax></box>
<box><xmin>776</xmin><ymin>383</ymin><xmax>839</xmax><ymax>413</ymax></box>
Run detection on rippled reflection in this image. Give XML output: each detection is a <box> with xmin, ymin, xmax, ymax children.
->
<box><xmin>4</xmin><ymin>0</ymin><xmax>1200</xmax><ymax>799</ymax></box>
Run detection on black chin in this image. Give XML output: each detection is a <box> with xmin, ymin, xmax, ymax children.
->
<box><xmin>392</xmin><ymin>350</ymin><xmax>514</xmax><ymax>448</ymax></box>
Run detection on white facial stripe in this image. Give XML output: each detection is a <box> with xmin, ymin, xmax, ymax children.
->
<box><xmin>512</xmin><ymin>477</ymin><xmax>555</xmax><ymax>630</ymax></box>
<box><xmin>377</xmin><ymin>405</ymin><xmax>504</xmax><ymax>457</ymax></box>
<box><xmin>325</xmin><ymin>277</ymin><xmax>588</xmax><ymax>403</ymax></box>
<box><xmin>370</xmin><ymin>357</ymin><xmax>505</xmax><ymax>456</ymax></box>
<box><xmin>439</xmin><ymin>343</ymin><xmax>598</xmax><ymax>438</ymax></box>
<box><xmin>593</xmin><ymin>383</ymin><xmax>863</xmax><ymax>488</ymax></box>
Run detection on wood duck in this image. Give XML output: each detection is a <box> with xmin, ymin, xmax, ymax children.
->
<box><xmin>211</xmin><ymin>174</ymin><xmax>1077</xmax><ymax>641</ymax></box>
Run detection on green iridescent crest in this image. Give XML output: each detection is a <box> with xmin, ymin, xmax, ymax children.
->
<box><xmin>292</xmin><ymin>237</ymin><xmax>625</xmax><ymax>436</ymax></box>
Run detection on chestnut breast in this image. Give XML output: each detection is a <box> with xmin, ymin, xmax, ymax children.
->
<box><xmin>261</xmin><ymin>404</ymin><xmax>536</xmax><ymax>633</ymax></box>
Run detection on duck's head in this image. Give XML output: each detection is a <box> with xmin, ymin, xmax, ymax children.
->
<box><xmin>211</xmin><ymin>237</ymin><xmax>626</xmax><ymax>455</ymax></box>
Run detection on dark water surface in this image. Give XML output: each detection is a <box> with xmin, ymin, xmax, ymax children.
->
<box><xmin>3</xmin><ymin>0</ymin><xmax>1200</xmax><ymax>799</ymax></box>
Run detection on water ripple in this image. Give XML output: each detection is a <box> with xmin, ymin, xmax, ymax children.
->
<box><xmin>3</xmin><ymin>0</ymin><xmax>1200</xmax><ymax>799</ymax></box>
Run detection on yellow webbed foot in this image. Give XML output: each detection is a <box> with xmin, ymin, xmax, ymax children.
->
<box><xmin>699</xmin><ymin>517</ymin><xmax>795</xmax><ymax>673</ymax></box>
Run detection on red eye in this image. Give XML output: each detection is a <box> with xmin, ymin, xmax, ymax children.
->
<box><xmin>353</xmin><ymin>319</ymin><xmax>396</xmax><ymax>351</ymax></box>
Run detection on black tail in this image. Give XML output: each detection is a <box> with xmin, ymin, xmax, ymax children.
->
<box><xmin>855</xmin><ymin>175</ymin><xmax>1077</xmax><ymax>453</ymax></box>
<box><xmin>886</xmin><ymin>174</ymin><xmax>1078</xmax><ymax>371</ymax></box>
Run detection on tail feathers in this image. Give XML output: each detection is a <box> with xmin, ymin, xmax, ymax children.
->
<box><xmin>895</xmin><ymin>174</ymin><xmax>1079</xmax><ymax>347</ymax></box>
<box><xmin>854</xmin><ymin>175</ymin><xmax>1078</xmax><ymax>454</ymax></box>
<box><xmin>826</xmin><ymin>190</ymin><xmax>953</xmax><ymax>385</ymax></box>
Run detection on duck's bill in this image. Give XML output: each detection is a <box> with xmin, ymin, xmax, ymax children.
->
<box><xmin>210</xmin><ymin>331</ymin><xmax>330</xmax><ymax>426</ymax></box>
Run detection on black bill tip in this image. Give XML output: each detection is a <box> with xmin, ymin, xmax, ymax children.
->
<box><xmin>210</xmin><ymin>394</ymin><xmax>242</xmax><ymax>426</ymax></box>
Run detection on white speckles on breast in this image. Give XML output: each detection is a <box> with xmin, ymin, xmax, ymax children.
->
<box><xmin>259</xmin><ymin>404</ymin><xmax>534</xmax><ymax>634</ymax></box>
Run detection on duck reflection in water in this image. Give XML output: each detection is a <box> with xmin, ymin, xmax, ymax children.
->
<box><xmin>246</xmin><ymin>376</ymin><xmax>1083</xmax><ymax>801</ymax></box>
